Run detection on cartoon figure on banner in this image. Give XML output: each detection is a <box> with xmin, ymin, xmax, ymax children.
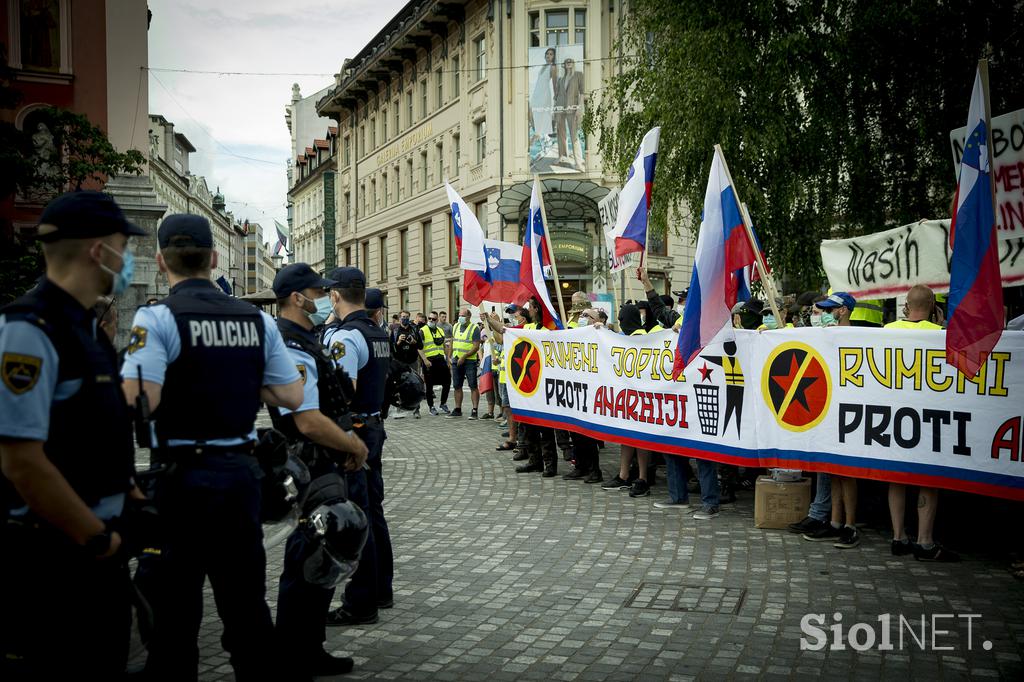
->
<box><xmin>693</xmin><ymin>361</ymin><xmax>719</xmax><ymax>437</ymax></box>
<box><xmin>703</xmin><ymin>341</ymin><xmax>745</xmax><ymax>438</ymax></box>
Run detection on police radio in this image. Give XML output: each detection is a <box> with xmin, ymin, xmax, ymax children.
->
<box><xmin>133</xmin><ymin>365</ymin><xmax>153</xmax><ymax>450</ymax></box>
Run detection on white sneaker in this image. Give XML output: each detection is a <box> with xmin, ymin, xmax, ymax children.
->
<box><xmin>392</xmin><ymin>409</ymin><xmax>406</xmax><ymax>420</ymax></box>
<box><xmin>653</xmin><ymin>500</ymin><xmax>691</xmax><ymax>510</ymax></box>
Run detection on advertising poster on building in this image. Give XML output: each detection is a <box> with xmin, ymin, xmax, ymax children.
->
<box><xmin>505</xmin><ymin>326</ymin><xmax>1024</xmax><ymax>501</ymax></box>
<box><xmin>528</xmin><ymin>45</ymin><xmax>585</xmax><ymax>174</ymax></box>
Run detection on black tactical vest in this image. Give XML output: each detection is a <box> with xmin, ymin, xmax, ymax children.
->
<box><xmin>155</xmin><ymin>279</ymin><xmax>265</xmax><ymax>442</ymax></box>
<box><xmin>1</xmin><ymin>280</ymin><xmax>135</xmax><ymax>511</ymax></box>
<box><xmin>270</xmin><ymin>319</ymin><xmax>354</xmax><ymax>442</ymax></box>
<box><xmin>337</xmin><ymin>311</ymin><xmax>390</xmax><ymax>414</ymax></box>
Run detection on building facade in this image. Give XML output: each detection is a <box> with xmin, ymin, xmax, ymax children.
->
<box><xmin>287</xmin><ymin>125</ymin><xmax>338</xmax><ymax>274</ymax></box>
<box><xmin>312</xmin><ymin>0</ymin><xmax>693</xmax><ymax>317</ymax></box>
<box><xmin>243</xmin><ymin>222</ymin><xmax>278</xmax><ymax>294</ymax></box>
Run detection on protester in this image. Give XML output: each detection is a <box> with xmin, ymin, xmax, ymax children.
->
<box><xmin>390</xmin><ymin>309</ymin><xmax>424</xmax><ymax>419</ymax></box>
<box><xmin>421</xmin><ymin>311</ymin><xmax>451</xmax><ymax>415</ymax></box>
<box><xmin>447</xmin><ymin>307</ymin><xmax>482</xmax><ymax>419</ymax></box>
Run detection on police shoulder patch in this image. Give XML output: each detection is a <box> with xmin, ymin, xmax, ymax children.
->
<box><xmin>297</xmin><ymin>364</ymin><xmax>307</xmax><ymax>384</ymax></box>
<box><xmin>330</xmin><ymin>340</ymin><xmax>346</xmax><ymax>360</ymax></box>
<box><xmin>2</xmin><ymin>352</ymin><xmax>42</xmax><ymax>395</ymax></box>
<box><xmin>127</xmin><ymin>326</ymin><xmax>148</xmax><ymax>354</ymax></box>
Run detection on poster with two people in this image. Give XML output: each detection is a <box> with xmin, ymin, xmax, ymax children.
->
<box><xmin>529</xmin><ymin>45</ymin><xmax>586</xmax><ymax>173</ymax></box>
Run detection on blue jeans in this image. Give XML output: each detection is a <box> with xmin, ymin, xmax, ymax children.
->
<box><xmin>696</xmin><ymin>458</ymin><xmax>720</xmax><ymax>510</ymax></box>
<box><xmin>664</xmin><ymin>455</ymin><xmax>690</xmax><ymax>503</ymax></box>
<box><xmin>809</xmin><ymin>472</ymin><xmax>831</xmax><ymax>521</ymax></box>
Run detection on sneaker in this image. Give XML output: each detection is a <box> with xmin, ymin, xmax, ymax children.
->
<box><xmin>326</xmin><ymin>607</ymin><xmax>379</xmax><ymax>626</ymax></box>
<box><xmin>913</xmin><ymin>543</ymin><xmax>960</xmax><ymax>562</ymax></box>
<box><xmin>468</xmin><ymin>409</ymin><xmax>479</xmax><ymax>421</ymax></box>
<box><xmin>803</xmin><ymin>524</ymin><xmax>842</xmax><ymax>542</ymax></box>
<box><xmin>429</xmin><ymin>407</ymin><xmax>439</xmax><ymax>416</ymax></box>
<box><xmin>439</xmin><ymin>404</ymin><xmax>451</xmax><ymax>414</ymax></box>
<box><xmin>834</xmin><ymin>526</ymin><xmax>861</xmax><ymax>549</ymax></box>
<box><xmin>584</xmin><ymin>470</ymin><xmax>604</xmax><ymax>484</ymax></box>
<box><xmin>497</xmin><ymin>419</ymin><xmax>508</xmax><ymax>427</ymax></box>
<box><xmin>501</xmin><ymin>430</ymin><xmax>510</xmax><ymax>438</ymax></box>
<box><xmin>653</xmin><ymin>499</ymin><xmax>691</xmax><ymax>510</ymax></box>
<box><xmin>446</xmin><ymin>408</ymin><xmax>463</xmax><ymax>418</ymax></box>
<box><xmin>601</xmin><ymin>475</ymin><xmax>630</xmax><ymax>491</ymax></box>
<box><xmin>891</xmin><ymin>539</ymin><xmax>913</xmax><ymax>556</ymax></box>
<box><xmin>562</xmin><ymin>468</ymin><xmax>587</xmax><ymax>480</ymax></box>
<box><xmin>692</xmin><ymin>507</ymin><xmax>720</xmax><ymax>520</ymax></box>
<box><xmin>788</xmin><ymin>516</ymin><xmax>827</xmax><ymax>535</ymax></box>
<box><xmin>480</xmin><ymin>412</ymin><xmax>494</xmax><ymax>420</ymax></box>
<box><xmin>628</xmin><ymin>479</ymin><xmax>651</xmax><ymax>498</ymax></box>
<box><xmin>392</xmin><ymin>409</ymin><xmax>406</xmax><ymax>420</ymax></box>
<box><xmin>413</xmin><ymin>408</ymin><xmax>420</xmax><ymax>419</ymax></box>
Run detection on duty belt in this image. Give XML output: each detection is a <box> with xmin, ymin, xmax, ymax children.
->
<box><xmin>352</xmin><ymin>414</ymin><xmax>382</xmax><ymax>428</ymax></box>
<box><xmin>161</xmin><ymin>441</ymin><xmax>256</xmax><ymax>459</ymax></box>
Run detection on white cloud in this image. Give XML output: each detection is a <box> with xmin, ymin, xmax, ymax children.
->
<box><xmin>147</xmin><ymin>0</ymin><xmax>405</xmax><ymax>231</ymax></box>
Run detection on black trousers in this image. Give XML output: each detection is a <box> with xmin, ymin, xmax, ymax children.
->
<box><xmin>425</xmin><ymin>356</ymin><xmax>451</xmax><ymax>407</ymax></box>
<box><xmin>525</xmin><ymin>424</ymin><xmax>557</xmax><ymax>468</ymax></box>
<box><xmin>342</xmin><ymin>421</ymin><xmax>394</xmax><ymax>616</ymax></box>
<box><xmin>0</xmin><ymin>521</ymin><xmax>131</xmax><ymax>680</ymax></box>
<box><xmin>144</xmin><ymin>452</ymin><xmax>277</xmax><ymax>681</ymax></box>
<box><xmin>571</xmin><ymin>432</ymin><xmax>600</xmax><ymax>473</ymax></box>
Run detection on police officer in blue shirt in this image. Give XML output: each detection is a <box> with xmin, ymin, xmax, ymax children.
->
<box><xmin>321</xmin><ymin>269</ymin><xmax>395</xmax><ymax>626</ymax></box>
<box><xmin>269</xmin><ymin>263</ymin><xmax>369</xmax><ymax>678</ymax></box>
<box><xmin>0</xmin><ymin>191</ymin><xmax>145</xmax><ymax>679</ymax></box>
<box><xmin>120</xmin><ymin>214</ymin><xmax>303</xmax><ymax>681</ymax></box>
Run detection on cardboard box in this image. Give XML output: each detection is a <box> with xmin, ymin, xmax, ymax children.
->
<box><xmin>754</xmin><ymin>476</ymin><xmax>812</xmax><ymax>529</ymax></box>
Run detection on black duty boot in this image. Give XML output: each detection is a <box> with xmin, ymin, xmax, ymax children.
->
<box><xmin>516</xmin><ymin>462</ymin><xmax>543</xmax><ymax>473</ymax></box>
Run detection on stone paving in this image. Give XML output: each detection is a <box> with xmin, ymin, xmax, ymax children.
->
<box><xmin>181</xmin><ymin>403</ymin><xmax>1024</xmax><ymax>680</ymax></box>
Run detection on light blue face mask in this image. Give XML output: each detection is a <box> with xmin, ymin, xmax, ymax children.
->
<box><xmin>762</xmin><ymin>314</ymin><xmax>778</xmax><ymax>330</ymax></box>
<box><xmin>820</xmin><ymin>311</ymin><xmax>837</xmax><ymax>327</ymax></box>
<box><xmin>305</xmin><ymin>295</ymin><xmax>334</xmax><ymax>326</ymax></box>
<box><xmin>100</xmin><ymin>243</ymin><xmax>134</xmax><ymax>296</ymax></box>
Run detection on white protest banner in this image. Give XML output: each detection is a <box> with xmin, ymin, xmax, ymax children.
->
<box><xmin>505</xmin><ymin>326</ymin><xmax>1024</xmax><ymax>501</ymax></box>
<box><xmin>820</xmin><ymin>219</ymin><xmax>1024</xmax><ymax>299</ymax></box>
<box><xmin>598</xmin><ymin>187</ymin><xmax>641</xmax><ymax>273</ymax></box>
<box><xmin>950</xmin><ymin>108</ymin><xmax>1024</xmax><ymax>240</ymax></box>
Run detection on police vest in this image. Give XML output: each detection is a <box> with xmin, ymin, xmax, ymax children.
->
<box><xmin>421</xmin><ymin>326</ymin><xmax>446</xmax><ymax>358</ymax></box>
<box><xmin>1</xmin><ymin>282</ymin><xmax>134</xmax><ymax>510</ymax></box>
<box><xmin>338</xmin><ymin>311</ymin><xmax>391</xmax><ymax>414</ymax></box>
<box><xmin>453</xmin><ymin>322</ymin><xmax>479</xmax><ymax>361</ymax></box>
<box><xmin>850</xmin><ymin>299</ymin><xmax>884</xmax><ymax>326</ymax></box>
<box><xmin>270</xmin><ymin>320</ymin><xmax>355</xmax><ymax>444</ymax></box>
<box><xmin>885</xmin><ymin>319</ymin><xmax>942</xmax><ymax>330</ymax></box>
<box><xmin>157</xmin><ymin>279</ymin><xmax>266</xmax><ymax>442</ymax></box>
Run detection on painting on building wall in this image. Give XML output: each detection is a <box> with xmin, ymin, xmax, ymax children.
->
<box><xmin>528</xmin><ymin>45</ymin><xmax>585</xmax><ymax>174</ymax></box>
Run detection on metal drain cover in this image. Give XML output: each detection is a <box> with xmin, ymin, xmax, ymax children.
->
<box><xmin>623</xmin><ymin>582</ymin><xmax>746</xmax><ymax>615</ymax></box>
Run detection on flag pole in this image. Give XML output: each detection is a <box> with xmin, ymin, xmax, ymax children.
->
<box><xmin>740</xmin><ymin>202</ymin><xmax>781</xmax><ymax>303</ymax></box>
<box><xmin>713</xmin><ymin>144</ymin><xmax>783</xmax><ymax>324</ymax></box>
<box><xmin>978</xmin><ymin>59</ymin><xmax>998</xmax><ymax>227</ymax></box>
<box><xmin>533</xmin><ymin>175</ymin><xmax>569</xmax><ymax>324</ymax></box>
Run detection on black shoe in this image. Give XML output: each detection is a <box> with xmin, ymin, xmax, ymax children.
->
<box><xmin>720</xmin><ymin>489</ymin><xmax>737</xmax><ymax>504</ymax></box>
<box><xmin>512</xmin><ymin>451</ymin><xmax>529</xmax><ymax>461</ymax></box>
<box><xmin>542</xmin><ymin>463</ymin><xmax>557</xmax><ymax>478</ymax></box>
<box><xmin>378</xmin><ymin>597</ymin><xmax>394</xmax><ymax>609</ymax></box>
<box><xmin>326</xmin><ymin>607</ymin><xmax>379</xmax><ymax>626</ymax></box>
<box><xmin>468</xmin><ymin>409</ymin><xmax>479</xmax><ymax>421</ymax></box>
<box><xmin>802</xmin><ymin>524</ymin><xmax>842</xmax><ymax>542</ymax></box>
<box><xmin>516</xmin><ymin>463</ymin><xmax>543</xmax><ymax>473</ymax></box>
<box><xmin>788</xmin><ymin>516</ymin><xmax>826</xmax><ymax>534</ymax></box>
<box><xmin>628</xmin><ymin>479</ymin><xmax>651</xmax><ymax>497</ymax></box>
<box><xmin>913</xmin><ymin>543</ymin><xmax>960</xmax><ymax>562</ymax></box>
<box><xmin>310</xmin><ymin>649</ymin><xmax>355</xmax><ymax>675</ymax></box>
<box><xmin>584</xmin><ymin>470</ymin><xmax>604</xmax><ymax>484</ymax></box>
<box><xmin>834</xmin><ymin>526</ymin><xmax>861</xmax><ymax>549</ymax></box>
<box><xmin>446</xmin><ymin>408</ymin><xmax>463</xmax><ymax>418</ymax></box>
<box><xmin>563</xmin><ymin>468</ymin><xmax>587</xmax><ymax>480</ymax></box>
<box><xmin>601</xmin><ymin>475</ymin><xmax>630</xmax><ymax>490</ymax></box>
<box><xmin>891</xmin><ymin>539</ymin><xmax>913</xmax><ymax>556</ymax></box>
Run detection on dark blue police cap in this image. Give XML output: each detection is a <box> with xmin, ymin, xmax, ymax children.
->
<box><xmin>326</xmin><ymin>266</ymin><xmax>366</xmax><ymax>289</ymax></box>
<box><xmin>36</xmin><ymin>190</ymin><xmax>147</xmax><ymax>242</ymax></box>
<box><xmin>158</xmin><ymin>214</ymin><xmax>214</xmax><ymax>249</ymax></box>
<box><xmin>273</xmin><ymin>263</ymin><xmax>337</xmax><ymax>298</ymax></box>
<box><xmin>365</xmin><ymin>288</ymin><xmax>386</xmax><ymax>310</ymax></box>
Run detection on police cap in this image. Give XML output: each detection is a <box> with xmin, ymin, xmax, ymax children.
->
<box><xmin>327</xmin><ymin>266</ymin><xmax>366</xmax><ymax>289</ymax></box>
<box><xmin>365</xmin><ymin>288</ymin><xmax>386</xmax><ymax>310</ymax></box>
<box><xmin>273</xmin><ymin>263</ymin><xmax>337</xmax><ymax>298</ymax></box>
<box><xmin>36</xmin><ymin>190</ymin><xmax>147</xmax><ymax>242</ymax></box>
<box><xmin>158</xmin><ymin>214</ymin><xmax>214</xmax><ymax>249</ymax></box>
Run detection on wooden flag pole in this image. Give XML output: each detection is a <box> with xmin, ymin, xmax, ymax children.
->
<box><xmin>978</xmin><ymin>59</ymin><xmax>999</xmax><ymax>226</ymax></box>
<box><xmin>713</xmin><ymin>144</ymin><xmax>783</xmax><ymax>324</ymax></box>
<box><xmin>533</xmin><ymin>175</ymin><xmax>569</xmax><ymax>325</ymax></box>
<box><xmin>740</xmin><ymin>202</ymin><xmax>782</xmax><ymax>302</ymax></box>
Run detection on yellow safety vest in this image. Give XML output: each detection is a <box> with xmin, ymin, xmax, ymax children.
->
<box><xmin>885</xmin><ymin>319</ymin><xmax>942</xmax><ymax>330</ymax></box>
<box><xmin>497</xmin><ymin>346</ymin><xmax>507</xmax><ymax>384</ymax></box>
<box><xmin>850</xmin><ymin>298</ymin><xmax>884</xmax><ymax>326</ymax></box>
<box><xmin>648</xmin><ymin>324</ymin><xmax>665</xmax><ymax>333</ymax></box>
<box><xmin>757</xmin><ymin>322</ymin><xmax>795</xmax><ymax>331</ymax></box>
<box><xmin>522</xmin><ymin>322</ymin><xmax>540</xmax><ymax>330</ymax></box>
<box><xmin>453</xmin><ymin>322</ymin><xmax>479</xmax><ymax>361</ymax></box>
<box><xmin>421</xmin><ymin>325</ymin><xmax>446</xmax><ymax>358</ymax></box>
<box><xmin>630</xmin><ymin>329</ymin><xmax>647</xmax><ymax>336</ymax></box>
<box><xmin>568</xmin><ymin>320</ymin><xmax>579</xmax><ymax>329</ymax></box>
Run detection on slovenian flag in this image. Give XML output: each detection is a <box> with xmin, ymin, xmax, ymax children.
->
<box><xmin>946</xmin><ymin>64</ymin><xmax>1003</xmax><ymax>376</ymax></box>
<box><xmin>446</xmin><ymin>181</ymin><xmax>488</xmax><ymax>273</ymax></box>
<box><xmin>672</xmin><ymin>146</ymin><xmax>756</xmax><ymax>378</ymax></box>
<box><xmin>608</xmin><ymin>127</ymin><xmax>660</xmax><ymax>258</ymax></box>
<box><xmin>519</xmin><ymin>179</ymin><xmax>563</xmax><ymax>329</ymax></box>
<box><xmin>464</xmin><ymin>239</ymin><xmax>525</xmax><ymax>305</ymax></box>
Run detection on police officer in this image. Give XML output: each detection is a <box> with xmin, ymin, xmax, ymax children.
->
<box><xmin>120</xmin><ymin>214</ymin><xmax>303</xmax><ymax>681</ymax></box>
<box><xmin>0</xmin><ymin>191</ymin><xmax>144</xmax><ymax>679</ymax></box>
<box><xmin>321</xmin><ymin>268</ymin><xmax>395</xmax><ymax>626</ymax></box>
<box><xmin>270</xmin><ymin>263</ymin><xmax>369</xmax><ymax>678</ymax></box>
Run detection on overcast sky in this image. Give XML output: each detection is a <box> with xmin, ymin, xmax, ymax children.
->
<box><xmin>148</xmin><ymin>0</ymin><xmax>406</xmax><ymax>239</ymax></box>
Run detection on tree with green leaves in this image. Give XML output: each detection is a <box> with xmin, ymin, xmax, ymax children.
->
<box><xmin>585</xmin><ymin>0</ymin><xmax>1024</xmax><ymax>290</ymax></box>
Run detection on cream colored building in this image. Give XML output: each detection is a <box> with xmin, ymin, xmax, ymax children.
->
<box><xmin>314</xmin><ymin>0</ymin><xmax>693</xmax><ymax>316</ymax></box>
<box><xmin>287</xmin><ymin>126</ymin><xmax>338</xmax><ymax>274</ymax></box>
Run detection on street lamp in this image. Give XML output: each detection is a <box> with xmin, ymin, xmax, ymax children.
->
<box><xmin>272</xmin><ymin>254</ymin><xmax>283</xmax><ymax>271</ymax></box>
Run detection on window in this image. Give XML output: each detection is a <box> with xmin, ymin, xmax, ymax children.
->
<box><xmin>436</xmin><ymin>68</ymin><xmax>443</xmax><ymax>109</ymax></box>
<box><xmin>345</xmin><ymin>246</ymin><xmax>352</xmax><ymax>266</ymax></box>
<box><xmin>421</xmin><ymin>284</ymin><xmax>432</xmax><ymax>311</ymax></box>
<box><xmin>448</xmin><ymin>279</ymin><xmax>460</xmax><ymax>317</ymax></box>
<box><xmin>531</xmin><ymin>9</ymin><xmax>585</xmax><ymax>50</ymax></box>
<box><xmin>343</xmin><ymin>191</ymin><xmax>350</xmax><ymax>222</ymax></box>
<box><xmin>447</xmin><ymin>212</ymin><xmax>458</xmax><ymax>266</ymax></box>
<box><xmin>394</xmin><ymin>103</ymin><xmax>400</xmax><ymax>136</ymax></box>
<box><xmin>529</xmin><ymin>11</ymin><xmax>540</xmax><ymax>47</ymax></box>
<box><xmin>361</xmin><ymin>240</ymin><xmax>369</xmax><ymax>270</ymax></box>
<box><xmin>406</xmin><ymin>91</ymin><xmax>413</xmax><ymax>127</ymax></box>
<box><xmin>394</xmin><ymin>165</ymin><xmax>400</xmax><ymax>200</ymax></box>
<box><xmin>421</xmin><ymin>221</ymin><xmax>432</xmax><ymax>271</ymax></box>
<box><xmin>343</xmin><ymin>136</ymin><xmax>350</xmax><ymax>165</ymax></box>
<box><xmin>473</xmin><ymin>35</ymin><xmax>486</xmax><ymax>82</ymax></box>
<box><xmin>399</xmin><ymin>228</ymin><xmax>408</xmax><ymax>276</ymax></box>
<box><xmin>649</xmin><ymin>230</ymin><xmax>668</xmax><ymax>257</ymax></box>
<box><xmin>475</xmin><ymin>201</ymin><xmax>488</xmax><ymax>238</ymax></box>
<box><xmin>399</xmin><ymin>288</ymin><xmax>409</xmax><ymax>311</ymax></box>
<box><xmin>370</xmin><ymin>179</ymin><xmax>376</xmax><ymax>212</ymax></box>
<box><xmin>475</xmin><ymin>120</ymin><xmax>486</xmax><ymax>163</ymax></box>
<box><xmin>359</xmin><ymin>125</ymin><xmax>365</xmax><ymax>157</ymax></box>
<box><xmin>420</xmin><ymin>150</ymin><xmax>428</xmax><ymax>189</ymax></box>
<box><xmin>546</xmin><ymin>9</ymin><xmax>569</xmax><ymax>46</ymax></box>
<box><xmin>381</xmin><ymin>173</ymin><xmax>388</xmax><ymax>207</ymax></box>
<box><xmin>370</xmin><ymin>116</ymin><xmax>376</xmax><ymax>149</ymax></box>
<box><xmin>406</xmin><ymin>158</ymin><xmax>414</xmax><ymax>195</ymax></box>
<box><xmin>420</xmin><ymin>80</ymin><xmax>428</xmax><ymax>119</ymax></box>
<box><xmin>379</xmin><ymin>235</ymin><xmax>388</xmax><ymax>280</ymax></box>
<box><xmin>11</xmin><ymin>0</ymin><xmax>69</xmax><ymax>73</ymax></box>
<box><xmin>360</xmin><ymin>184</ymin><xmax>366</xmax><ymax>216</ymax></box>
<box><xmin>382</xmin><ymin>109</ymin><xmax>388</xmax><ymax>142</ymax></box>
<box><xmin>575</xmin><ymin>9</ymin><xmax>587</xmax><ymax>46</ymax></box>
<box><xmin>452</xmin><ymin>55</ymin><xmax>460</xmax><ymax>97</ymax></box>
<box><xmin>436</xmin><ymin>142</ymin><xmax>444</xmax><ymax>183</ymax></box>
<box><xmin>453</xmin><ymin>134</ymin><xmax>461</xmax><ymax>168</ymax></box>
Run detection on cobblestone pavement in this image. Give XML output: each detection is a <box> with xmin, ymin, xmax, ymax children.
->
<box><xmin>181</xmin><ymin>401</ymin><xmax>1024</xmax><ymax>681</ymax></box>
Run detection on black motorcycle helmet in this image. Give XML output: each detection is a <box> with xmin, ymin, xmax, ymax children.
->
<box><xmin>302</xmin><ymin>500</ymin><xmax>369</xmax><ymax>588</ymax></box>
<box><xmin>260</xmin><ymin>452</ymin><xmax>311</xmax><ymax>524</ymax></box>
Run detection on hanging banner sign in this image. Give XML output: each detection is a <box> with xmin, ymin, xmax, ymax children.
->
<box><xmin>598</xmin><ymin>187</ymin><xmax>641</xmax><ymax>273</ymax></box>
<box><xmin>820</xmin><ymin>219</ymin><xmax>1024</xmax><ymax>299</ymax></box>
<box><xmin>505</xmin><ymin>326</ymin><xmax>1024</xmax><ymax>501</ymax></box>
